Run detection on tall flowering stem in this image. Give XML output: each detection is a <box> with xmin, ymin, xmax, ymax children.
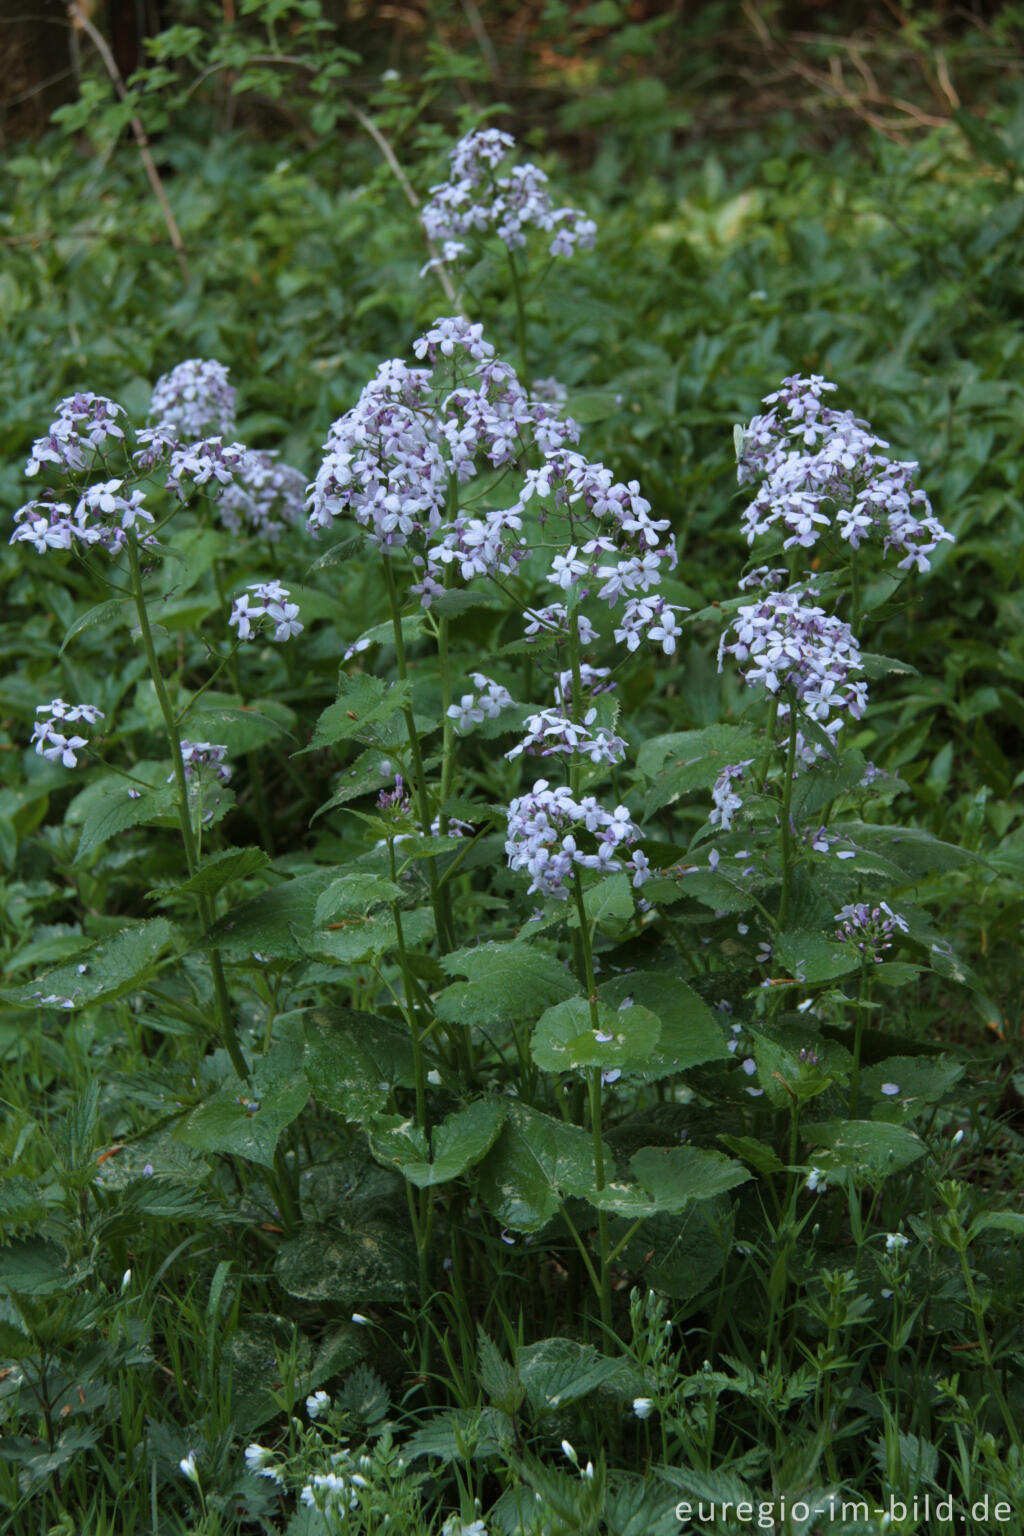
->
<box><xmin>573</xmin><ymin>868</ymin><xmax>613</xmax><ymax>1337</ymax></box>
<box><xmin>777</xmin><ymin>700</ymin><xmax>800</xmax><ymax>933</ymax></box>
<box><xmin>382</xmin><ymin>554</ymin><xmax>454</xmax><ymax>954</ymax></box>
<box><xmin>125</xmin><ymin>530</ymin><xmax>250</xmax><ymax>1084</ymax></box>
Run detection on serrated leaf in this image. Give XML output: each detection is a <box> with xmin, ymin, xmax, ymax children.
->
<box><xmin>803</xmin><ymin>1118</ymin><xmax>926</xmax><ymax>1180</ymax></box>
<box><xmin>274</xmin><ymin>1217</ymin><xmax>417</xmax><ymax>1305</ymax></box>
<box><xmin>774</xmin><ymin>930</ymin><xmax>860</xmax><ymax>984</ymax></box>
<box><xmin>531</xmin><ymin>997</ymin><xmax>660</xmax><ymax>1073</ymax></box>
<box><xmin>369</xmin><ymin>1100</ymin><xmax>506</xmax><ymax>1188</ymax></box>
<box><xmin>175</xmin><ymin>1040</ymin><xmax>309</xmax><ymax>1168</ymax></box>
<box><xmin>637</xmin><ymin>725</ymin><xmax>763</xmax><ymax>814</ymax></box>
<box><xmin>13</xmin><ymin>919</ymin><xmax>177</xmax><ymax>1008</ymax></box>
<box><xmin>151</xmin><ymin>845</ymin><xmax>270</xmax><ymax>900</ymax></box>
<box><xmin>405</xmin><ymin>1406</ymin><xmax>514</xmax><ymax>1463</ymax></box>
<box><xmin>204</xmin><ymin>869</ymin><xmax>338</xmax><ymax>958</ymax></box>
<box><xmin>187</xmin><ymin>705</ymin><xmax>289</xmax><ymax>753</ymax></box>
<box><xmin>598</xmin><ymin>972</ymin><xmax>730</xmax><ymax>1077</ymax></box>
<box><xmin>517</xmin><ymin>1337</ymin><xmax>629</xmax><ymax>1412</ymax></box>
<box><xmin>588</xmin><ymin>1145</ymin><xmax>750</xmax><ymax>1217</ymax></box>
<box><xmin>74</xmin><ymin>786</ymin><xmax>176</xmax><ymax>863</ymax></box>
<box><xmin>477</xmin><ymin>1103</ymin><xmax>605</xmax><ymax>1232</ymax></box>
<box><xmin>436</xmin><ymin>942</ymin><xmax>580</xmax><ymax>1028</ymax></box>
<box><xmin>314</xmin><ymin>874</ymin><xmax>402</xmax><ymax>925</ymax></box>
<box><xmin>59</xmin><ymin>597</ymin><xmax>128</xmax><ymax>655</ymax></box>
<box><xmin>568</xmin><ymin>872</ymin><xmax>634</xmax><ymax>931</ymax></box>
<box><xmin>303</xmin><ymin>1008</ymin><xmax>418</xmax><ymax>1122</ymax></box>
<box><xmin>310</xmin><ymin>675</ymin><xmax>411</xmax><ymax>749</ymax></box>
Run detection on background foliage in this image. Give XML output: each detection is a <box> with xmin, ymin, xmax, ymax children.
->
<box><xmin>2</xmin><ymin>3</ymin><xmax>1024</xmax><ymax>1533</ymax></box>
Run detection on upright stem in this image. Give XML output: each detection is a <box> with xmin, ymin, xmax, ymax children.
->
<box><xmin>506</xmin><ymin>248</ymin><xmax>530</xmax><ymax>381</ymax></box>
<box><xmin>437</xmin><ymin>488</ymin><xmax>459</xmax><ymax>832</ymax></box>
<box><xmin>126</xmin><ymin>534</ymin><xmax>250</xmax><ymax>1083</ymax></box>
<box><xmin>213</xmin><ymin>561</ymin><xmax>275</xmax><ymax>855</ymax></box>
<box><xmin>777</xmin><ymin>701</ymin><xmax>799</xmax><ymax>933</ymax></box>
<box><xmin>849</xmin><ymin>966</ymin><xmax>870</xmax><ymax>1120</ymax></box>
<box><xmin>849</xmin><ymin>549</ymin><xmax>862</xmax><ymax>637</ymax></box>
<box><xmin>574</xmin><ymin>870</ymin><xmax>613</xmax><ymax>1338</ymax></box>
<box><xmin>382</xmin><ymin>554</ymin><xmax>453</xmax><ymax>953</ymax></box>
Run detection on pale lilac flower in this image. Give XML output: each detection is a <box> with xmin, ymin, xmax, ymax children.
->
<box><xmin>718</xmin><ymin>586</ymin><xmax>867</xmax><ymax>733</ymax></box>
<box><xmin>505</xmin><ymin>708</ymin><xmax>625</xmax><ymax>766</ymax></box>
<box><xmin>738</xmin><ymin>375</ymin><xmax>952</xmax><ymax>571</ymax></box>
<box><xmin>709</xmin><ymin>761</ymin><xmax>753</xmax><ymax>831</ymax></box>
<box><xmin>835</xmin><ymin>901</ymin><xmax>908</xmax><ymax>960</ymax></box>
<box><xmin>166</xmin><ymin>438</ymin><xmax>248</xmax><ymax>497</ymax></box>
<box><xmin>25</xmin><ymin>393</ymin><xmax>126</xmax><ymax>478</ymax></box>
<box><xmin>230</xmin><ymin>581</ymin><xmax>303</xmax><ymax>642</ymax></box>
<box><xmin>219</xmin><ymin>450</ymin><xmax>307</xmax><ymax>540</ymax></box>
<box><xmin>505</xmin><ymin>779</ymin><xmax>647</xmax><ymax>899</ymax></box>
<box><xmin>447</xmin><ymin>673</ymin><xmax>514</xmax><ymax>732</ymax></box>
<box><xmin>150</xmin><ymin>358</ymin><xmax>236</xmax><ymax>439</ymax></box>
<box><xmin>31</xmin><ymin>699</ymin><xmax>104</xmax><ymax>768</ymax></box>
<box><xmin>177</xmin><ymin>741</ymin><xmax>232</xmax><ymax>786</ymax></box>
<box><xmin>422</xmin><ymin>129</ymin><xmax>596</xmax><ymax>261</ymax></box>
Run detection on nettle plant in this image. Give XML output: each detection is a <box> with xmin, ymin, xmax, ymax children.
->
<box><xmin>2</xmin><ymin>126</ymin><xmax>1003</xmax><ymax>1529</ymax></box>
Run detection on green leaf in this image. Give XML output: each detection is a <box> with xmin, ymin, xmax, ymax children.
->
<box><xmin>717</xmin><ymin>1135</ymin><xmax>786</xmax><ymax>1176</ymax></box>
<box><xmin>302</xmin><ymin>910</ymin><xmax>400</xmax><ymax>964</ymax></box>
<box><xmin>0</xmin><ymin>1238</ymin><xmax>71</xmax><ymax>1298</ymax></box>
<box><xmin>568</xmin><ymin>872</ymin><xmax>634</xmax><ymax>932</ymax></box>
<box><xmin>151</xmin><ymin>845</ymin><xmax>270</xmax><ymax>900</ymax></box>
<box><xmin>589</xmin><ymin>1145</ymin><xmax>750</xmax><ymax>1217</ymax></box>
<box><xmin>314</xmin><ymin>874</ymin><xmax>402</xmax><ymax>925</ymax></box>
<box><xmin>803</xmin><ymin>1118</ymin><xmax>927</xmax><ymax>1181</ymax></box>
<box><xmin>598</xmin><ymin>972</ymin><xmax>730</xmax><ymax>1077</ymax></box>
<box><xmin>309</xmin><ymin>674</ymin><xmax>412</xmax><ymax>749</ymax></box>
<box><xmin>773</xmin><ymin>930</ymin><xmax>860</xmax><ymax>984</ymax></box>
<box><xmin>274</xmin><ymin>1217</ymin><xmax>417</xmax><ymax>1305</ymax></box>
<box><xmin>303</xmin><ymin>1008</ymin><xmax>418</xmax><ymax>1122</ymax></box>
<box><xmin>609</xmin><ymin>1204</ymin><xmax>731</xmax><ymax>1302</ymax></box>
<box><xmin>517</xmin><ymin>1337</ymin><xmax>629</xmax><ymax>1412</ymax></box>
<box><xmin>531</xmin><ymin>997</ymin><xmax>660</xmax><ymax>1073</ymax></box>
<box><xmin>175</xmin><ymin>1040</ymin><xmax>309</xmax><ymax>1168</ymax></box>
<box><xmin>11</xmin><ymin>919</ymin><xmax>177</xmax><ymax>1008</ymax></box>
<box><xmin>204</xmin><ymin>869</ymin><xmax>338</xmax><ymax>958</ymax></box>
<box><xmin>369</xmin><ymin>1100</ymin><xmax>506</xmax><ymax>1188</ymax></box>
<box><xmin>477</xmin><ymin>1103</ymin><xmax>604</xmax><ymax>1232</ymax></box>
<box><xmin>405</xmin><ymin>1406</ymin><xmax>514</xmax><ymax>1463</ymax></box>
<box><xmin>187</xmin><ymin>705</ymin><xmax>289</xmax><ymax>753</ymax></box>
<box><xmin>436</xmin><ymin>941</ymin><xmax>580</xmax><ymax>1028</ymax></box>
<box><xmin>637</xmin><ymin>725</ymin><xmax>763</xmax><ymax>814</ymax></box>
<box><xmin>75</xmin><ymin>785</ymin><xmax>176</xmax><ymax>864</ymax></box>
<box><xmin>59</xmin><ymin>597</ymin><xmax>129</xmax><ymax>655</ymax></box>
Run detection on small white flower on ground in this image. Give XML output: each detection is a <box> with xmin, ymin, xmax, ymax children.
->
<box><xmin>633</xmin><ymin>1397</ymin><xmax>654</xmax><ymax>1419</ymax></box>
<box><xmin>880</xmin><ymin>1082</ymin><xmax>900</xmax><ymax>1096</ymax></box>
<box><xmin>179</xmin><ymin>1451</ymin><xmax>199</xmax><ymax>1484</ymax></box>
<box><xmin>805</xmin><ymin>1168</ymin><xmax>827</xmax><ymax>1193</ymax></box>
<box><xmin>306</xmin><ymin>1389</ymin><xmax>331</xmax><ymax>1419</ymax></box>
<box><xmin>885</xmin><ymin>1232</ymin><xmax>910</xmax><ymax>1253</ymax></box>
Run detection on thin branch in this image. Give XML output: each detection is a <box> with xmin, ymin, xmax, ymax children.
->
<box><xmin>66</xmin><ymin>0</ymin><xmax>191</xmax><ymax>284</ymax></box>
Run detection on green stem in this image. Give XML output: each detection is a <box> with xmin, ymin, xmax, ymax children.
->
<box><xmin>777</xmin><ymin>700</ymin><xmax>799</xmax><ymax>933</ymax></box>
<box><xmin>849</xmin><ymin>967</ymin><xmax>870</xmax><ymax>1120</ymax></box>
<box><xmin>506</xmin><ymin>247</ymin><xmax>530</xmax><ymax>380</ymax></box>
<box><xmin>213</xmin><ymin>561</ymin><xmax>275</xmax><ymax>854</ymax></box>
<box><xmin>574</xmin><ymin>870</ymin><xmax>613</xmax><ymax>1339</ymax></box>
<box><xmin>956</xmin><ymin>1242</ymin><xmax>1020</xmax><ymax>1449</ymax></box>
<box><xmin>126</xmin><ymin>533</ymin><xmax>250</xmax><ymax>1083</ymax></box>
<box><xmin>850</xmin><ymin>549</ymin><xmax>862</xmax><ymax>637</ymax></box>
<box><xmin>382</xmin><ymin>554</ymin><xmax>453</xmax><ymax>952</ymax></box>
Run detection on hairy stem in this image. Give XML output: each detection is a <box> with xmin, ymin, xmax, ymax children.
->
<box><xmin>126</xmin><ymin>533</ymin><xmax>249</xmax><ymax>1082</ymax></box>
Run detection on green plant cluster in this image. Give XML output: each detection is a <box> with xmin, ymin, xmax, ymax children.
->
<box><xmin>1</xmin><ymin>10</ymin><xmax>1024</xmax><ymax>1535</ymax></box>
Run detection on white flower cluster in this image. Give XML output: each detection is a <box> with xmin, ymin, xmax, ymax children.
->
<box><xmin>31</xmin><ymin>699</ymin><xmax>104</xmax><ymax>768</ymax></box>
<box><xmin>718</xmin><ymin>587</ymin><xmax>867</xmax><ymax>736</ymax></box>
<box><xmin>447</xmin><ymin>672</ymin><xmax>514</xmax><ymax>732</ymax></box>
<box><xmin>521</xmin><ymin>450</ymin><xmax>685</xmax><ymax>657</ymax></box>
<box><xmin>243</xmin><ymin>1442</ymin><xmax>283</xmax><ymax>1485</ymax></box>
<box><xmin>738</xmin><ymin>375</ymin><xmax>952</xmax><ymax>571</ymax></box>
<box><xmin>709</xmin><ymin>760</ymin><xmax>753</xmax><ymax>830</ymax></box>
<box><xmin>12</xmin><ymin>476</ymin><xmax>154</xmax><ymax>557</ymax></box>
<box><xmin>149</xmin><ymin>358</ymin><xmax>236</xmax><ymax>439</ymax></box>
<box><xmin>307</xmin><ymin>319</ymin><xmax>579</xmax><ymax>588</ymax></box>
<box><xmin>506</xmin><ymin>779</ymin><xmax>649</xmax><ymax>899</ymax></box>
<box><xmin>506</xmin><ymin>707</ymin><xmax>626</xmax><ymax>767</ymax></box>
<box><xmin>178</xmin><ymin>740</ymin><xmax>232</xmax><ymax>785</ymax></box>
<box><xmin>140</xmin><ymin>358</ymin><xmax>306</xmax><ymax>533</ymax></box>
<box><xmin>218</xmin><ymin>449</ymin><xmax>307</xmax><ymax>540</ymax></box>
<box><xmin>229</xmin><ymin>580</ymin><xmax>303</xmax><ymax>643</ymax></box>
<box><xmin>421</xmin><ymin>128</ymin><xmax>597</xmax><ymax>261</ymax></box>
<box><xmin>834</xmin><ymin>900</ymin><xmax>909</xmax><ymax>958</ymax></box>
<box><xmin>25</xmin><ymin>393</ymin><xmax>126</xmax><ymax>478</ymax></box>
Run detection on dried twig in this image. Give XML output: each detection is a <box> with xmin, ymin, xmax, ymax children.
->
<box><xmin>66</xmin><ymin>0</ymin><xmax>191</xmax><ymax>284</ymax></box>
